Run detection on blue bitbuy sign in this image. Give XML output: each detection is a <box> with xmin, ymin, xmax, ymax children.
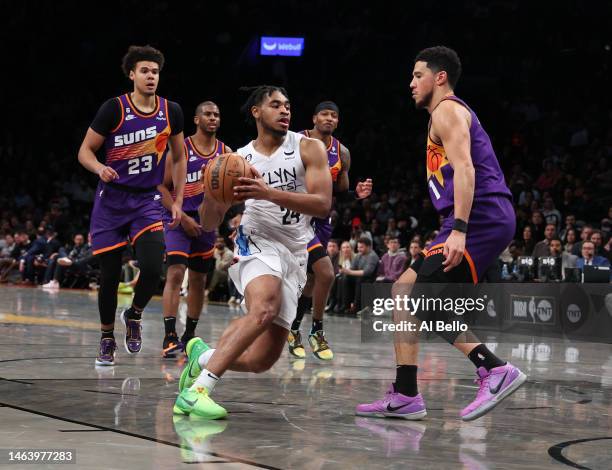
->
<box><xmin>260</xmin><ymin>37</ymin><xmax>304</xmax><ymax>57</ymax></box>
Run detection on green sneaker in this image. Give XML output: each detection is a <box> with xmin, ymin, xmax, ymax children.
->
<box><xmin>178</xmin><ymin>337</ymin><xmax>210</xmax><ymax>392</ymax></box>
<box><xmin>173</xmin><ymin>415</ymin><xmax>228</xmax><ymax>462</ymax></box>
<box><xmin>173</xmin><ymin>386</ymin><xmax>227</xmax><ymax>419</ymax></box>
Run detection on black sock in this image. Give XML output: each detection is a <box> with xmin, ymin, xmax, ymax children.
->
<box><xmin>185</xmin><ymin>316</ymin><xmax>198</xmax><ymax>336</ymax></box>
<box><xmin>290</xmin><ymin>296</ymin><xmax>312</xmax><ymax>331</ymax></box>
<box><xmin>101</xmin><ymin>328</ymin><xmax>114</xmax><ymax>340</ymax></box>
<box><xmin>468</xmin><ymin>344</ymin><xmax>506</xmax><ymax>371</ymax></box>
<box><xmin>311</xmin><ymin>319</ymin><xmax>323</xmax><ymax>335</ymax></box>
<box><xmin>127</xmin><ymin>306</ymin><xmax>142</xmax><ymax>321</ymax></box>
<box><xmin>164</xmin><ymin>316</ymin><xmax>176</xmax><ymax>335</ymax></box>
<box><xmin>394</xmin><ymin>365</ymin><xmax>418</xmax><ymax>397</ymax></box>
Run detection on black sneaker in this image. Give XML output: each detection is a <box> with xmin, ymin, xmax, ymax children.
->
<box><xmin>162</xmin><ymin>332</ymin><xmax>180</xmax><ymax>358</ymax></box>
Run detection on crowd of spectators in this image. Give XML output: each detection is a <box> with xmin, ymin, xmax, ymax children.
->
<box><xmin>1</xmin><ymin>1</ymin><xmax>610</xmax><ymax>313</ymax></box>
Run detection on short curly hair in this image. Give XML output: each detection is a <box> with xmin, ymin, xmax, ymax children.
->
<box><xmin>121</xmin><ymin>45</ymin><xmax>165</xmax><ymax>77</ymax></box>
<box><xmin>415</xmin><ymin>46</ymin><xmax>462</xmax><ymax>89</ymax></box>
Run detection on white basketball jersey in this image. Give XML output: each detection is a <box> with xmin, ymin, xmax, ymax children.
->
<box><xmin>237</xmin><ymin>131</ymin><xmax>314</xmax><ymax>253</ymax></box>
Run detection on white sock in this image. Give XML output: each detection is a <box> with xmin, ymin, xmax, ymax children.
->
<box><xmin>191</xmin><ymin>369</ymin><xmax>219</xmax><ymax>393</ymax></box>
<box><xmin>198</xmin><ymin>348</ymin><xmax>215</xmax><ymax>369</ymax></box>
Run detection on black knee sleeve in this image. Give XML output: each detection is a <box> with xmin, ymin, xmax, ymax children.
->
<box><xmin>97</xmin><ymin>248</ymin><xmax>124</xmax><ymax>325</ymax></box>
<box><xmin>412</xmin><ymin>253</ymin><xmax>471</xmax><ymax>344</ymax></box>
<box><xmin>133</xmin><ymin>230</ymin><xmax>165</xmax><ymax>309</ymax></box>
<box><xmin>188</xmin><ymin>256</ymin><xmax>215</xmax><ymax>274</ymax></box>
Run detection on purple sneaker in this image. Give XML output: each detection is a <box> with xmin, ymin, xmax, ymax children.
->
<box><xmin>95</xmin><ymin>337</ymin><xmax>117</xmax><ymax>366</ymax></box>
<box><xmin>460</xmin><ymin>363</ymin><xmax>527</xmax><ymax>421</ymax></box>
<box><xmin>120</xmin><ymin>309</ymin><xmax>142</xmax><ymax>354</ymax></box>
<box><xmin>356</xmin><ymin>385</ymin><xmax>427</xmax><ymax>420</ymax></box>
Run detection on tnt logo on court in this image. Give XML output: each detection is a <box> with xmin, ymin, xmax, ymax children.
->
<box><xmin>566</xmin><ymin>304</ymin><xmax>581</xmax><ymax>323</ymax></box>
<box><xmin>535</xmin><ymin>299</ymin><xmax>553</xmax><ymax>323</ymax></box>
<box><xmin>510</xmin><ymin>295</ymin><xmax>556</xmax><ymax>325</ymax></box>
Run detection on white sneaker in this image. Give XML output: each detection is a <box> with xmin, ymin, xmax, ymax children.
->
<box><xmin>42</xmin><ymin>280</ymin><xmax>59</xmax><ymax>289</ymax></box>
<box><xmin>227</xmin><ymin>296</ymin><xmax>236</xmax><ymax>305</ymax></box>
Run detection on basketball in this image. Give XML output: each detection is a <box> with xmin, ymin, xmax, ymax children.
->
<box><xmin>202</xmin><ymin>152</ymin><xmax>253</xmax><ymax>204</ymax></box>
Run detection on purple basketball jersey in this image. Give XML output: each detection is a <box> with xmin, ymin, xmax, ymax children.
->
<box><xmin>301</xmin><ymin>130</ymin><xmax>342</xmax><ymax>182</ymax></box>
<box><xmin>426</xmin><ymin>95</ymin><xmax>512</xmax><ymax>216</ymax></box>
<box><xmin>301</xmin><ymin>130</ymin><xmax>343</xmax><ymax>248</ymax></box>
<box><xmin>178</xmin><ymin>137</ymin><xmax>226</xmax><ymax>213</ymax></box>
<box><xmin>104</xmin><ymin>94</ymin><xmax>174</xmax><ymax>188</ymax></box>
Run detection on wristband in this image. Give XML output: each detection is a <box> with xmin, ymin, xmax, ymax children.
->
<box><xmin>452</xmin><ymin>218</ymin><xmax>468</xmax><ymax>233</ymax></box>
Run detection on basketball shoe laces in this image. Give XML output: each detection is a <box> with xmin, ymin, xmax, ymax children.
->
<box><xmin>100</xmin><ymin>338</ymin><xmax>114</xmax><ymax>357</ymax></box>
<box><xmin>127</xmin><ymin>318</ymin><xmax>141</xmax><ymax>341</ymax></box>
<box><xmin>314</xmin><ymin>331</ymin><xmax>329</xmax><ymax>351</ymax></box>
<box><xmin>474</xmin><ymin>371</ymin><xmax>492</xmax><ymax>398</ymax></box>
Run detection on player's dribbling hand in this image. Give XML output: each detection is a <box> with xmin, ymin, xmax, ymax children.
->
<box><xmin>168</xmin><ymin>202</ymin><xmax>183</xmax><ymax>229</ymax></box>
<box><xmin>233</xmin><ymin>167</ymin><xmax>270</xmax><ymax>202</ymax></box>
<box><xmin>442</xmin><ymin>230</ymin><xmax>466</xmax><ymax>272</ymax></box>
<box><xmin>98</xmin><ymin>165</ymin><xmax>119</xmax><ymax>183</ymax></box>
<box><xmin>181</xmin><ymin>214</ymin><xmax>202</xmax><ymax>237</ymax></box>
<box><xmin>356</xmin><ymin>178</ymin><xmax>373</xmax><ymax>199</ymax></box>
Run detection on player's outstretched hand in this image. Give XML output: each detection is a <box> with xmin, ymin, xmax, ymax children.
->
<box><xmin>233</xmin><ymin>167</ymin><xmax>270</xmax><ymax>202</ymax></box>
<box><xmin>442</xmin><ymin>230</ymin><xmax>466</xmax><ymax>272</ymax></box>
<box><xmin>356</xmin><ymin>178</ymin><xmax>373</xmax><ymax>199</ymax></box>
<box><xmin>168</xmin><ymin>202</ymin><xmax>183</xmax><ymax>229</ymax></box>
<box><xmin>98</xmin><ymin>165</ymin><xmax>119</xmax><ymax>183</ymax></box>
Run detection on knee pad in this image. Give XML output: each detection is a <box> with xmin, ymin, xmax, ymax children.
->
<box><xmin>188</xmin><ymin>256</ymin><xmax>214</xmax><ymax>274</ymax></box>
<box><xmin>134</xmin><ymin>231</ymin><xmax>165</xmax><ymax>277</ymax></box>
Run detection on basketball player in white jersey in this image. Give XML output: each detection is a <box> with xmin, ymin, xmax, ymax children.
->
<box><xmin>173</xmin><ymin>86</ymin><xmax>332</xmax><ymax>419</ymax></box>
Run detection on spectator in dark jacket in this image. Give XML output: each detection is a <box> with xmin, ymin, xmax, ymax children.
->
<box><xmin>0</xmin><ymin>231</ymin><xmax>30</xmax><ymax>282</ymax></box>
<box><xmin>20</xmin><ymin>226</ymin><xmax>60</xmax><ymax>284</ymax></box>
<box><xmin>42</xmin><ymin>233</ymin><xmax>93</xmax><ymax>288</ymax></box>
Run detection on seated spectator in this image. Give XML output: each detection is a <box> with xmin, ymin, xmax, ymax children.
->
<box><xmin>563</xmin><ymin>228</ymin><xmax>578</xmax><ymax>254</ymax></box>
<box><xmin>532</xmin><ymin>223</ymin><xmax>557</xmax><ymax>258</ymax></box>
<box><xmin>576</xmin><ymin>240</ymin><xmax>611</xmax><ymax>270</ymax></box>
<box><xmin>0</xmin><ymin>233</ymin><xmax>15</xmax><ymax>260</ymax></box>
<box><xmin>331</xmin><ymin>241</ymin><xmax>356</xmax><ymax>314</ymax></box>
<box><xmin>547</xmin><ymin>237</ymin><xmax>577</xmax><ymax>279</ymax></box>
<box><xmin>42</xmin><ymin>233</ymin><xmax>94</xmax><ymax>289</ymax></box>
<box><xmin>20</xmin><ymin>226</ymin><xmax>60</xmax><ymax>284</ymax></box>
<box><xmin>571</xmin><ymin>224</ymin><xmax>593</xmax><ymax>257</ymax></box>
<box><xmin>338</xmin><ymin>237</ymin><xmax>380</xmax><ymax>315</ymax></box>
<box><xmin>0</xmin><ymin>231</ymin><xmax>30</xmax><ymax>282</ymax></box>
<box><xmin>0</xmin><ymin>233</ymin><xmax>16</xmax><ymax>281</ymax></box>
<box><xmin>522</xmin><ymin>225</ymin><xmax>535</xmax><ymax>256</ymax></box>
<box><xmin>376</xmin><ymin>237</ymin><xmax>407</xmax><ymax>283</ymax></box>
<box><xmin>206</xmin><ymin>237</ymin><xmax>234</xmax><ymax>301</ymax></box>
<box><xmin>542</xmin><ymin>196</ymin><xmax>562</xmax><ymax>230</ymax></box>
<box><xmin>589</xmin><ymin>230</ymin><xmax>606</xmax><ymax>258</ymax></box>
<box><xmin>327</xmin><ymin>239</ymin><xmax>340</xmax><ymax>274</ymax></box>
<box><xmin>529</xmin><ymin>211</ymin><xmax>545</xmax><ymax>241</ymax></box>
<box><xmin>407</xmin><ymin>241</ymin><xmax>423</xmax><ymax>268</ymax></box>
<box><xmin>348</xmin><ymin>223</ymin><xmax>372</xmax><ymax>251</ymax></box>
